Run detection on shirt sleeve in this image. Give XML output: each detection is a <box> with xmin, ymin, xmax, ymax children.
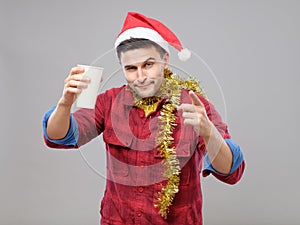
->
<box><xmin>203</xmin><ymin>139</ymin><xmax>245</xmax><ymax>183</ymax></box>
<box><xmin>42</xmin><ymin>106</ymin><xmax>79</xmax><ymax>146</ymax></box>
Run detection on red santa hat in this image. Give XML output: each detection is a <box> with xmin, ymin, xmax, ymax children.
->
<box><xmin>114</xmin><ymin>12</ymin><xmax>191</xmax><ymax>61</ymax></box>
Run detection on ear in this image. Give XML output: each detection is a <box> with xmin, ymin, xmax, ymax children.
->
<box><xmin>163</xmin><ymin>53</ymin><xmax>169</xmax><ymax>69</ymax></box>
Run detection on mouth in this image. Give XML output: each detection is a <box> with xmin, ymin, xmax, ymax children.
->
<box><xmin>135</xmin><ymin>83</ymin><xmax>153</xmax><ymax>89</ymax></box>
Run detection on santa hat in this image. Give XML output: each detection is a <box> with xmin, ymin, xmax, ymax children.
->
<box><xmin>114</xmin><ymin>12</ymin><xmax>191</xmax><ymax>61</ymax></box>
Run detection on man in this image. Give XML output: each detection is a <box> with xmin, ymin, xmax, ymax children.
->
<box><xmin>43</xmin><ymin>12</ymin><xmax>245</xmax><ymax>225</ymax></box>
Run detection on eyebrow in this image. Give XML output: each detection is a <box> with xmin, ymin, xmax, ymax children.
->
<box><xmin>124</xmin><ymin>57</ymin><xmax>156</xmax><ymax>69</ymax></box>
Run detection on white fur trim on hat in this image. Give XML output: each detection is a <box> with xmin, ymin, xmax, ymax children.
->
<box><xmin>114</xmin><ymin>27</ymin><xmax>170</xmax><ymax>53</ymax></box>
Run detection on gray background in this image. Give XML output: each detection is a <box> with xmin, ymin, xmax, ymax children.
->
<box><xmin>1</xmin><ymin>0</ymin><xmax>299</xmax><ymax>224</ymax></box>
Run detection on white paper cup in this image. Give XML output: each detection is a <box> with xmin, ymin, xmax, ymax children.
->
<box><xmin>76</xmin><ymin>65</ymin><xmax>104</xmax><ymax>109</ymax></box>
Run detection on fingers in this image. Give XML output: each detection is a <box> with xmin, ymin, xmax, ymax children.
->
<box><xmin>69</xmin><ymin>66</ymin><xmax>85</xmax><ymax>76</ymax></box>
<box><xmin>189</xmin><ymin>91</ymin><xmax>204</xmax><ymax>107</ymax></box>
<box><xmin>64</xmin><ymin>86</ymin><xmax>83</xmax><ymax>95</ymax></box>
<box><xmin>60</xmin><ymin>65</ymin><xmax>104</xmax><ymax>107</ymax></box>
<box><xmin>177</xmin><ymin>91</ymin><xmax>209</xmax><ymax>136</ymax></box>
<box><xmin>181</xmin><ymin>111</ymin><xmax>196</xmax><ymax>120</ymax></box>
<box><xmin>65</xmin><ymin>66</ymin><xmax>91</xmax><ymax>88</ymax></box>
<box><xmin>177</xmin><ymin>103</ymin><xmax>195</xmax><ymax>112</ymax></box>
<box><xmin>59</xmin><ymin>66</ymin><xmax>92</xmax><ymax>106</ymax></box>
<box><xmin>65</xmin><ymin>77</ymin><xmax>89</xmax><ymax>88</ymax></box>
<box><xmin>177</xmin><ymin>91</ymin><xmax>204</xmax><ymax>112</ymax></box>
<box><xmin>66</xmin><ymin>66</ymin><xmax>90</xmax><ymax>82</ymax></box>
<box><xmin>182</xmin><ymin>118</ymin><xmax>199</xmax><ymax>128</ymax></box>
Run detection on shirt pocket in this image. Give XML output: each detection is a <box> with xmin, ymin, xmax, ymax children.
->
<box><xmin>104</xmin><ymin>127</ymin><xmax>132</xmax><ymax>179</ymax></box>
<box><xmin>103</xmin><ymin>127</ymin><xmax>133</xmax><ymax>148</ymax></box>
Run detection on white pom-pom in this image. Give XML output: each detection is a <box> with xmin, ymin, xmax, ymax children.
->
<box><xmin>178</xmin><ymin>48</ymin><xmax>191</xmax><ymax>61</ymax></box>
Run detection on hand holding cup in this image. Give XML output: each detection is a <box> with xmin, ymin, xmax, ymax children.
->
<box><xmin>59</xmin><ymin>66</ymin><xmax>91</xmax><ymax>108</ymax></box>
<box><xmin>75</xmin><ymin>65</ymin><xmax>104</xmax><ymax>109</ymax></box>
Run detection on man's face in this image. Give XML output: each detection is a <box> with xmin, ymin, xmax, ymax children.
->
<box><xmin>120</xmin><ymin>46</ymin><xmax>169</xmax><ymax>98</ymax></box>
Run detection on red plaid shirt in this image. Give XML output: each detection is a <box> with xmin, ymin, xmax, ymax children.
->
<box><xmin>44</xmin><ymin>86</ymin><xmax>245</xmax><ymax>225</ymax></box>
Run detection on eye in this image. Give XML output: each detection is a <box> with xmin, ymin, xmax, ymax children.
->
<box><xmin>125</xmin><ymin>66</ymin><xmax>137</xmax><ymax>72</ymax></box>
<box><xmin>144</xmin><ymin>62</ymin><xmax>154</xmax><ymax>68</ymax></box>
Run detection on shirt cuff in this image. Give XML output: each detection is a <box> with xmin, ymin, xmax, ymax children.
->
<box><xmin>42</xmin><ymin>106</ymin><xmax>79</xmax><ymax>146</ymax></box>
<box><xmin>203</xmin><ymin>138</ymin><xmax>244</xmax><ymax>175</ymax></box>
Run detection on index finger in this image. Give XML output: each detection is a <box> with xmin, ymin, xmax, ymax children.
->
<box><xmin>189</xmin><ymin>91</ymin><xmax>204</xmax><ymax>107</ymax></box>
<box><xmin>69</xmin><ymin>66</ymin><xmax>85</xmax><ymax>76</ymax></box>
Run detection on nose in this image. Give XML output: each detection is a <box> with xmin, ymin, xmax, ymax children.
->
<box><xmin>136</xmin><ymin>67</ymin><xmax>146</xmax><ymax>83</ymax></box>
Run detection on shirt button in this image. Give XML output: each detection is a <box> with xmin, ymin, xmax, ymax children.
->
<box><xmin>137</xmin><ymin>211</ymin><xmax>142</xmax><ymax>217</ymax></box>
<box><xmin>138</xmin><ymin>187</ymin><xmax>144</xmax><ymax>193</ymax></box>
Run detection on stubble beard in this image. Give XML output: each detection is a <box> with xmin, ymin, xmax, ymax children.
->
<box><xmin>129</xmin><ymin>76</ymin><xmax>165</xmax><ymax>99</ymax></box>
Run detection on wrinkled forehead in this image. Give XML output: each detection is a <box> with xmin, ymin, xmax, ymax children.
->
<box><xmin>120</xmin><ymin>46</ymin><xmax>163</xmax><ymax>66</ymax></box>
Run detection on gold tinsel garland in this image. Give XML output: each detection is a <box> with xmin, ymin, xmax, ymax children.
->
<box><xmin>133</xmin><ymin>68</ymin><xmax>206</xmax><ymax>219</ymax></box>
<box><xmin>154</xmin><ymin>75</ymin><xmax>181</xmax><ymax>219</ymax></box>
